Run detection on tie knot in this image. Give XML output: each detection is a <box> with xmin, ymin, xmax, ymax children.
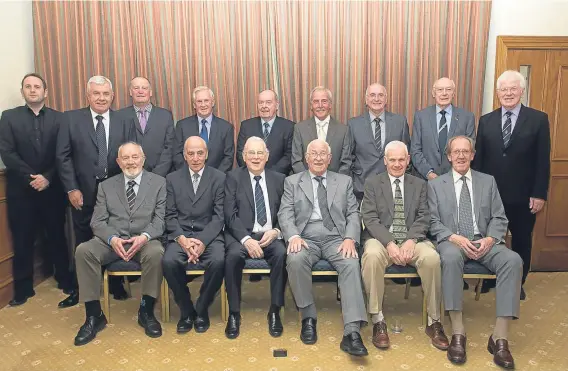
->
<box><xmin>139</xmin><ymin>110</ymin><xmax>146</xmax><ymax>117</ymax></box>
<box><xmin>263</xmin><ymin>122</ymin><xmax>269</xmax><ymax>128</ymax></box>
<box><xmin>254</xmin><ymin>175</ymin><xmax>262</xmax><ymax>182</ymax></box>
<box><xmin>394</xmin><ymin>178</ymin><xmax>400</xmax><ymax>185</ymax></box>
<box><xmin>193</xmin><ymin>173</ymin><xmax>200</xmax><ymax>181</ymax></box>
<box><xmin>96</xmin><ymin>115</ymin><xmax>104</xmax><ymax>123</ymax></box>
<box><xmin>505</xmin><ymin>111</ymin><xmax>513</xmax><ymax>118</ymax></box>
<box><xmin>314</xmin><ymin>176</ymin><xmax>324</xmax><ymax>183</ymax></box>
<box><xmin>127</xmin><ymin>180</ymin><xmax>136</xmax><ymax>188</ymax></box>
<box><xmin>440</xmin><ymin>110</ymin><xmax>446</xmax><ymax>116</ymax></box>
<box><xmin>201</xmin><ymin>118</ymin><xmax>207</xmax><ymax>125</ymax></box>
<box><xmin>461</xmin><ymin>176</ymin><xmax>468</xmax><ymax>183</ymax></box>
<box><xmin>374</xmin><ymin>117</ymin><xmax>381</xmax><ymax>124</ymax></box>
<box><xmin>317</xmin><ymin>121</ymin><xmax>327</xmax><ymax>128</ymax></box>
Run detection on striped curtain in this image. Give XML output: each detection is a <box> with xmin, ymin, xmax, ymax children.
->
<box><xmin>33</xmin><ymin>1</ymin><xmax>492</xmax><ymax>132</ymax></box>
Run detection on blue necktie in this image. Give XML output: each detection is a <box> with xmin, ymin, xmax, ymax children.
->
<box><xmin>200</xmin><ymin>119</ymin><xmax>209</xmax><ymax>144</ymax></box>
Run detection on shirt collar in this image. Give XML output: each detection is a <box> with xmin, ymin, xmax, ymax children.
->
<box><xmin>124</xmin><ymin>171</ymin><xmax>143</xmax><ymax>186</ymax></box>
<box><xmin>261</xmin><ymin>116</ymin><xmax>276</xmax><ymax>127</ymax></box>
<box><xmin>90</xmin><ymin>108</ymin><xmax>110</xmax><ymax>123</ymax></box>
<box><xmin>134</xmin><ymin>103</ymin><xmax>152</xmax><ymax>114</ymax></box>
<box><xmin>249</xmin><ymin>170</ymin><xmax>266</xmax><ymax>182</ymax></box>
<box><xmin>314</xmin><ymin>116</ymin><xmax>330</xmax><ymax>126</ymax></box>
<box><xmin>387</xmin><ymin>173</ymin><xmax>404</xmax><ymax>186</ymax></box>
<box><xmin>436</xmin><ymin>104</ymin><xmax>453</xmax><ymax>116</ymax></box>
<box><xmin>452</xmin><ymin>168</ymin><xmax>472</xmax><ymax>183</ymax></box>
<box><xmin>25</xmin><ymin>104</ymin><xmax>46</xmax><ymax>116</ymax></box>
<box><xmin>369</xmin><ymin>110</ymin><xmax>386</xmax><ymax>123</ymax></box>
<box><xmin>501</xmin><ymin>103</ymin><xmax>521</xmax><ymax>118</ymax></box>
<box><xmin>197</xmin><ymin>114</ymin><xmax>213</xmax><ymax>126</ymax></box>
<box><xmin>189</xmin><ymin>166</ymin><xmax>205</xmax><ymax>178</ymax></box>
<box><xmin>309</xmin><ymin>170</ymin><xmax>327</xmax><ymax>180</ymax></box>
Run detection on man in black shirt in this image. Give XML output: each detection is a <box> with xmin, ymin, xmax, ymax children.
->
<box><xmin>0</xmin><ymin>73</ymin><xmax>74</xmax><ymax>306</ymax></box>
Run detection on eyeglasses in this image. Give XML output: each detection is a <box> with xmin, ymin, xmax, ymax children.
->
<box><xmin>246</xmin><ymin>150</ymin><xmax>266</xmax><ymax>157</ymax></box>
<box><xmin>434</xmin><ymin>87</ymin><xmax>454</xmax><ymax>94</ymax></box>
<box><xmin>308</xmin><ymin>151</ymin><xmax>330</xmax><ymax>159</ymax></box>
<box><xmin>497</xmin><ymin>86</ymin><xmax>520</xmax><ymax>94</ymax></box>
<box><xmin>450</xmin><ymin>149</ymin><xmax>472</xmax><ymax>156</ymax></box>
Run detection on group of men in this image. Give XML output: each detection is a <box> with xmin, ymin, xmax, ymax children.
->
<box><xmin>0</xmin><ymin>70</ymin><xmax>550</xmax><ymax>367</ymax></box>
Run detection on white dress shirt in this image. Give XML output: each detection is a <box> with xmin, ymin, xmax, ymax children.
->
<box><xmin>309</xmin><ymin>171</ymin><xmax>328</xmax><ymax>221</ymax></box>
<box><xmin>387</xmin><ymin>173</ymin><xmax>404</xmax><ymax>233</ymax></box>
<box><xmin>315</xmin><ymin>116</ymin><xmax>330</xmax><ymax>140</ymax></box>
<box><xmin>189</xmin><ymin>167</ymin><xmax>205</xmax><ymax>192</ymax></box>
<box><xmin>124</xmin><ymin>172</ymin><xmax>143</xmax><ymax>196</ymax></box>
<box><xmin>90</xmin><ymin>108</ymin><xmax>110</xmax><ymax>149</ymax></box>
<box><xmin>452</xmin><ymin>169</ymin><xmax>480</xmax><ymax>236</ymax></box>
<box><xmin>240</xmin><ymin>171</ymin><xmax>279</xmax><ymax>245</ymax></box>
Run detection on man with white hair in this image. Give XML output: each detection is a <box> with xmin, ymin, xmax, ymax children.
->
<box><xmin>361</xmin><ymin>140</ymin><xmax>448</xmax><ymax>351</ymax></box>
<box><xmin>473</xmin><ymin>70</ymin><xmax>550</xmax><ymax>300</ymax></box>
<box><xmin>57</xmin><ymin>75</ymin><xmax>136</xmax><ymax>307</ymax></box>
<box><xmin>173</xmin><ymin>86</ymin><xmax>235</xmax><ymax>173</ymax></box>
<box><xmin>411</xmin><ymin>77</ymin><xmax>475</xmax><ymax>180</ymax></box>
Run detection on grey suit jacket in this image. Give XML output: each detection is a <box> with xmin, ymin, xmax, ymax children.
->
<box><xmin>291</xmin><ymin>117</ymin><xmax>351</xmax><ymax>175</ymax></box>
<box><xmin>348</xmin><ymin>111</ymin><xmax>410</xmax><ymax>197</ymax></box>
<box><xmin>117</xmin><ymin>105</ymin><xmax>175</xmax><ymax>177</ymax></box>
<box><xmin>90</xmin><ymin>170</ymin><xmax>166</xmax><ymax>245</ymax></box>
<box><xmin>361</xmin><ymin>172</ymin><xmax>429</xmax><ymax>246</ymax></box>
<box><xmin>411</xmin><ymin>105</ymin><xmax>475</xmax><ymax>179</ymax></box>
<box><xmin>427</xmin><ymin>170</ymin><xmax>508</xmax><ymax>244</ymax></box>
<box><xmin>278</xmin><ymin>170</ymin><xmax>360</xmax><ymax>242</ymax></box>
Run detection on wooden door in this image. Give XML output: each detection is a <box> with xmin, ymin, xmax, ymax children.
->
<box><xmin>495</xmin><ymin>36</ymin><xmax>568</xmax><ymax>271</ymax></box>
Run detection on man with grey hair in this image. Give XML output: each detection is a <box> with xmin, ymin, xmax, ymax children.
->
<box><xmin>57</xmin><ymin>75</ymin><xmax>136</xmax><ymax>307</ymax></box>
<box><xmin>473</xmin><ymin>70</ymin><xmax>550</xmax><ymax>300</ymax></box>
<box><xmin>411</xmin><ymin>77</ymin><xmax>475</xmax><ymax>180</ymax></box>
<box><xmin>173</xmin><ymin>86</ymin><xmax>234</xmax><ymax>173</ymax></box>
<box><xmin>348</xmin><ymin>83</ymin><xmax>410</xmax><ymax>202</ymax></box>
<box><xmin>291</xmin><ymin>86</ymin><xmax>351</xmax><ymax>175</ymax></box>
<box><xmin>117</xmin><ymin>76</ymin><xmax>175</xmax><ymax>177</ymax></box>
<box><xmin>361</xmin><ymin>140</ymin><xmax>448</xmax><ymax>351</ymax></box>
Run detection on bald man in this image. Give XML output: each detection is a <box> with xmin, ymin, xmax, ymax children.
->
<box><xmin>348</xmin><ymin>83</ymin><xmax>410</xmax><ymax>203</ymax></box>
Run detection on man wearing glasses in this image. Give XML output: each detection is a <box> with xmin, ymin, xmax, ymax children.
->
<box><xmin>411</xmin><ymin>77</ymin><xmax>475</xmax><ymax>181</ymax></box>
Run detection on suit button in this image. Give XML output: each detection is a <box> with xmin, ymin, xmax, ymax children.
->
<box><xmin>130</xmin><ymin>220</ymin><xmax>133</xmax><ymax>223</ymax></box>
<box><xmin>503</xmin><ymin>153</ymin><xmax>507</xmax><ymax>157</ymax></box>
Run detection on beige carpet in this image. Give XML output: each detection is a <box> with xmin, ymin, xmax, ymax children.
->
<box><xmin>1</xmin><ymin>272</ymin><xmax>567</xmax><ymax>371</ymax></box>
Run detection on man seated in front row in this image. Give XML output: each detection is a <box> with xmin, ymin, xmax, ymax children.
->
<box><xmin>278</xmin><ymin>139</ymin><xmax>369</xmax><ymax>356</ymax></box>
<box><xmin>361</xmin><ymin>141</ymin><xmax>449</xmax><ymax>351</ymax></box>
<box><xmin>74</xmin><ymin>142</ymin><xmax>166</xmax><ymax>346</ymax></box>
<box><xmin>162</xmin><ymin>136</ymin><xmax>226</xmax><ymax>334</ymax></box>
<box><xmin>224</xmin><ymin>137</ymin><xmax>287</xmax><ymax>339</ymax></box>
<box><xmin>428</xmin><ymin>135</ymin><xmax>522</xmax><ymax>369</ymax></box>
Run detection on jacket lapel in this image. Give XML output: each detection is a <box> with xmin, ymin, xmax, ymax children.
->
<box><xmin>193</xmin><ymin>166</ymin><xmax>209</xmax><ymax>204</ymax></box>
<box><xmin>240</xmin><ymin>168</ymin><xmax>254</xmax><ymax>210</ymax></box>
<box><xmin>83</xmin><ymin>108</ymin><xmax>97</xmax><ymax>147</ymax></box>
<box><xmin>380</xmin><ymin>173</ymin><xmax>394</xmax><ymax>218</ymax></box>
<box><xmin>299</xmin><ymin>171</ymin><xmax>314</xmax><ymax>205</ymax></box>
<box><xmin>326</xmin><ymin>172</ymin><xmax>338</xmax><ymax>210</ymax></box>
<box><xmin>265</xmin><ymin>117</ymin><xmax>280</xmax><ymax>148</ymax></box>
<box><xmin>107</xmin><ymin>110</ymin><xmax>121</xmax><ymax>161</ymax></box>
<box><xmin>307</xmin><ymin>118</ymin><xmax>318</xmax><ymax>141</ymax></box>
<box><xmin>443</xmin><ymin>173</ymin><xmax>458</xmax><ymax>227</ymax></box>
<box><xmin>143</xmin><ymin>107</ymin><xmax>154</xmax><ymax>135</ymax></box>
<box><xmin>180</xmin><ymin>166</ymin><xmax>195</xmax><ymax>201</ymax></box>
<box><xmin>448</xmin><ymin>105</ymin><xmax>459</xmax><ymax>139</ymax></box>
<box><xmin>471</xmin><ymin>171</ymin><xmax>483</xmax><ymax>225</ymax></box>
<box><xmin>115</xmin><ymin>175</ymin><xmax>129</xmax><ymax>212</ymax></box>
<box><xmin>506</xmin><ymin>105</ymin><xmax>527</xmax><ymax>149</ymax></box>
<box><xmin>208</xmin><ymin>116</ymin><xmax>219</xmax><ymax>149</ymax></box>
<box><xmin>326</xmin><ymin>118</ymin><xmax>339</xmax><ymax>144</ymax></box>
<box><xmin>403</xmin><ymin>176</ymin><xmax>415</xmax><ymax>220</ymax></box>
<box><xmin>129</xmin><ymin>106</ymin><xmax>144</xmax><ymax>135</ymax></box>
<box><xmin>265</xmin><ymin>171</ymin><xmax>277</xmax><ymax>221</ymax></box>
<box><xmin>130</xmin><ymin>171</ymin><xmax>149</xmax><ymax>214</ymax></box>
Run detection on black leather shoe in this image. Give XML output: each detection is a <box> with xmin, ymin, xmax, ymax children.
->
<box><xmin>520</xmin><ymin>287</ymin><xmax>526</xmax><ymax>300</ymax></box>
<box><xmin>112</xmin><ymin>284</ymin><xmax>129</xmax><ymax>301</ymax></box>
<box><xmin>340</xmin><ymin>332</ymin><xmax>369</xmax><ymax>356</ymax></box>
<box><xmin>62</xmin><ymin>288</ymin><xmax>75</xmax><ymax>295</ymax></box>
<box><xmin>194</xmin><ymin>314</ymin><xmax>210</xmax><ymax>333</ymax></box>
<box><xmin>9</xmin><ymin>290</ymin><xmax>36</xmax><ymax>307</ymax></box>
<box><xmin>225</xmin><ymin>313</ymin><xmax>241</xmax><ymax>339</ymax></box>
<box><xmin>300</xmin><ymin>317</ymin><xmax>317</xmax><ymax>344</ymax></box>
<box><xmin>249</xmin><ymin>274</ymin><xmax>262</xmax><ymax>282</ymax></box>
<box><xmin>74</xmin><ymin>313</ymin><xmax>107</xmax><ymax>346</ymax></box>
<box><xmin>177</xmin><ymin>316</ymin><xmax>195</xmax><ymax>334</ymax></box>
<box><xmin>58</xmin><ymin>290</ymin><xmax>79</xmax><ymax>308</ymax></box>
<box><xmin>463</xmin><ymin>280</ymin><xmax>469</xmax><ymax>290</ymax></box>
<box><xmin>268</xmin><ymin>311</ymin><xmax>283</xmax><ymax>337</ymax></box>
<box><xmin>137</xmin><ymin>310</ymin><xmax>162</xmax><ymax>338</ymax></box>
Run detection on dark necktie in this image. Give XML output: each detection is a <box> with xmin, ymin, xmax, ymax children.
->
<box><xmin>458</xmin><ymin>176</ymin><xmax>475</xmax><ymax>240</ymax></box>
<box><xmin>503</xmin><ymin>111</ymin><xmax>513</xmax><ymax>147</ymax></box>
<box><xmin>374</xmin><ymin>117</ymin><xmax>382</xmax><ymax>153</ymax></box>
<box><xmin>438</xmin><ymin>110</ymin><xmax>448</xmax><ymax>155</ymax></box>
<box><xmin>200</xmin><ymin>119</ymin><xmax>209</xmax><ymax>144</ymax></box>
<box><xmin>263</xmin><ymin>122</ymin><xmax>270</xmax><ymax>141</ymax></box>
<box><xmin>392</xmin><ymin>179</ymin><xmax>407</xmax><ymax>244</ymax></box>
<box><xmin>126</xmin><ymin>180</ymin><xmax>136</xmax><ymax>211</ymax></box>
<box><xmin>95</xmin><ymin>115</ymin><xmax>108</xmax><ymax>179</ymax></box>
<box><xmin>254</xmin><ymin>175</ymin><xmax>267</xmax><ymax>226</ymax></box>
<box><xmin>314</xmin><ymin>176</ymin><xmax>334</xmax><ymax>231</ymax></box>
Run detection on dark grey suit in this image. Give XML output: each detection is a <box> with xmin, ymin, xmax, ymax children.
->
<box><xmin>347</xmin><ymin>111</ymin><xmax>410</xmax><ymax>200</ymax></box>
<box><xmin>173</xmin><ymin>115</ymin><xmax>235</xmax><ymax>173</ymax></box>
<box><xmin>162</xmin><ymin>165</ymin><xmax>226</xmax><ymax>317</ymax></box>
<box><xmin>291</xmin><ymin>117</ymin><xmax>351</xmax><ymax>175</ymax></box>
<box><xmin>117</xmin><ymin>105</ymin><xmax>175</xmax><ymax>177</ymax></box>
<box><xmin>428</xmin><ymin>170</ymin><xmax>522</xmax><ymax>318</ymax></box>
<box><xmin>75</xmin><ymin>171</ymin><xmax>166</xmax><ymax>302</ymax></box>
<box><xmin>411</xmin><ymin>105</ymin><xmax>475</xmax><ymax>179</ymax></box>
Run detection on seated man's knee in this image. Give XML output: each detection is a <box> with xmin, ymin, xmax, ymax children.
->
<box><xmin>439</xmin><ymin>244</ymin><xmax>463</xmax><ymax>266</ymax></box>
<box><xmin>420</xmin><ymin>251</ymin><xmax>441</xmax><ymax>270</ymax></box>
<box><xmin>362</xmin><ymin>240</ymin><xmax>388</xmax><ymax>266</ymax></box>
<box><xmin>75</xmin><ymin>241</ymin><xmax>96</xmax><ymax>263</ymax></box>
<box><xmin>286</xmin><ymin>249</ymin><xmax>309</xmax><ymax>268</ymax></box>
<box><xmin>144</xmin><ymin>242</ymin><xmax>164</xmax><ymax>260</ymax></box>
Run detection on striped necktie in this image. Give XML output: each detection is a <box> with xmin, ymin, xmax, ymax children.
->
<box><xmin>126</xmin><ymin>180</ymin><xmax>136</xmax><ymax>211</ymax></box>
<box><xmin>254</xmin><ymin>175</ymin><xmax>267</xmax><ymax>226</ymax></box>
<box><xmin>392</xmin><ymin>179</ymin><xmax>407</xmax><ymax>244</ymax></box>
<box><xmin>374</xmin><ymin>117</ymin><xmax>382</xmax><ymax>153</ymax></box>
<box><xmin>503</xmin><ymin>111</ymin><xmax>513</xmax><ymax>147</ymax></box>
<box><xmin>458</xmin><ymin>176</ymin><xmax>475</xmax><ymax>240</ymax></box>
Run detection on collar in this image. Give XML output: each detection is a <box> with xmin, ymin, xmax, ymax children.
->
<box><xmin>501</xmin><ymin>103</ymin><xmax>521</xmax><ymax>118</ymax></box>
<box><xmin>134</xmin><ymin>103</ymin><xmax>152</xmax><ymax>114</ymax></box>
<box><xmin>189</xmin><ymin>166</ymin><xmax>205</xmax><ymax>178</ymax></box>
<box><xmin>25</xmin><ymin>104</ymin><xmax>46</xmax><ymax>116</ymax></box>
<box><xmin>90</xmin><ymin>108</ymin><xmax>110</xmax><ymax>123</ymax></box>
<box><xmin>314</xmin><ymin>116</ymin><xmax>330</xmax><ymax>126</ymax></box>
<box><xmin>249</xmin><ymin>170</ymin><xmax>266</xmax><ymax>181</ymax></box>
<box><xmin>452</xmin><ymin>169</ymin><xmax>472</xmax><ymax>183</ymax></box>
<box><xmin>387</xmin><ymin>173</ymin><xmax>404</xmax><ymax>186</ymax></box>
<box><xmin>369</xmin><ymin>110</ymin><xmax>386</xmax><ymax>123</ymax></box>
<box><xmin>124</xmin><ymin>171</ymin><xmax>143</xmax><ymax>186</ymax></box>
<box><xmin>309</xmin><ymin>170</ymin><xmax>328</xmax><ymax>181</ymax></box>
<box><xmin>197</xmin><ymin>114</ymin><xmax>213</xmax><ymax>125</ymax></box>
<box><xmin>436</xmin><ymin>104</ymin><xmax>453</xmax><ymax>116</ymax></box>
<box><xmin>260</xmin><ymin>116</ymin><xmax>276</xmax><ymax>127</ymax></box>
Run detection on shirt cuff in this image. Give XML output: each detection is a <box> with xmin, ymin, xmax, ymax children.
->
<box><xmin>67</xmin><ymin>189</ymin><xmax>78</xmax><ymax>194</ymax></box>
<box><xmin>240</xmin><ymin>235</ymin><xmax>252</xmax><ymax>245</ymax></box>
<box><xmin>108</xmin><ymin>235</ymin><xmax>118</xmax><ymax>245</ymax></box>
<box><xmin>142</xmin><ymin>232</ymin><xmax>151</xmax><ymax>241</ymax></box>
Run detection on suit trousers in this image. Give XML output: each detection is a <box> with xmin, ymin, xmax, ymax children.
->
<box><xmin>75</xmin><ymin>238</ymin><xmax>164</xmax><ymax>302</ymax></box>
<box><xmin>225</xmin><ymin>233</ymin><xmax>287</xmax><ymax>312</ymax></box>
<box><xmin>361</xmin><ymin>239</ymin><xmax>441</xmax><ymax>319</ymax></box>
<box><xmin>504</xmin><ymin>203</ymin><xmax>536</xmax><ymax>285</ymax></box>
<box><xmin>162</xmin><ymin>238</ymin><xmax>225</xmax><ymax>317</ymax></box>
<box><xmin>286</xmin><ymin>220</ymin><xmax>368</xmax><ymax>325</ymax></box>
<box><xmin>438</xmin><ymin>241</ymin><xmax>522</xmax><ymax>318</ymax></box>
<box><xmin>7</xmin><ymin>187</ymin><xmax>73</xmax><ymax>295</ymax></box>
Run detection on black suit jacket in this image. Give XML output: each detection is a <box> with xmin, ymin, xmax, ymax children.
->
<box><xmin>224</xmin><ymin>167</ymin><xmax>285</xmax><ymax>245</ymax></box>
<box><xmin>236</xmin><ymin>116</ymin><xmax>295</xmax><ymax>174</ymax></box>
<box><xmin>165</xmin><ymin>165</ymin><xmax>226</xmax><ymax>246</ymax></box>
<box><xmin>117</xmin><ymin>105</ymin><xmax>175</xmax><ymax>177</ymax></box>
<box><xmin>173</xmin><ymin>115</ymin><xmax>235</xmax><ymax>173</ymax></box>
<box><xmin>0</xmin><ymin>106</ymin><xmax>64</xmax><ymax>197</ymax></box>
<box><xmin>473</xmin><ymin>105</ymin><xmax>551</xmax><ymax>204</ymax></box>
<box><xmin>56</xmin><ymin>107</ymin><xmax>136</xmax><ymax>206</ymax></box>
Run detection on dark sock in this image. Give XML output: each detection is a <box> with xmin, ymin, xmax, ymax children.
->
<box><xmin>230</xmin><ymin>311</ymin><xmax>240</xmax><ymax>317</ymax></box>
<box><xmin>140</xmin><ymin>295</ymin><xmax>156</xmax><ymax>314</ymax></box>
<box><xmin>85</xmin><ymin>300</ymin><xmax>102</xmax><ymax>318</ymax></box>
<box><xmin>269</xmin><ymin>304</ymin><xmax>280</xmax><ymax>314</ymax></box>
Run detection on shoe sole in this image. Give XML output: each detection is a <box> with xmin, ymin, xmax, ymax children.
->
<box><xmin>447</xmin><ymin>353</ymin><xmax>466</xmax><ymax>364</ymax></box>
<box><xmin>225</xmin><ymin>332</ymin><xmax>239</xmax><ymax>339</ymax></box>
<box><xmin>487</xmin><ymin>345</ymin><xmax>515</xmax><ymax>369</ymax></box>
<box><xmin>74</xmin><ymin>321</ymin><xmax>107</xmax><ymax>346</ymax></box>
<box><xmin>195</xmin><ymin>326</ymin><xmax>210</xmax><ymax>333</ymax></box>
<box><xmin>177</xmin><ymin>327</ymin><xmax>192</xmax><ymax>334</ymax></box>
<box><xmin>300</xmin><ymin>335</ymin><xmax>317</xmax><ymax>345</ymax></box>
<box><xmin>372</xmin><ymin>340</ymin><xmax>390</xmax><ymax>349</ymax></box>
<box><xmin>340</xmin><ymin>343</ymin><xmax>368</xmax><ymax>357</ymax></box>
<box><xmin>137</xmin><ymin>319</ymin><xmax>162</xmax><ymax>338</ymax></box>
<box><xmin>269</xmin><ymin>330</ymin><xmax>283</xmax><ymax>338</ymax></box>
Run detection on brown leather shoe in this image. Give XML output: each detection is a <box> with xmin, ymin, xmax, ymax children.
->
<box><xmin>372</xmin><ymin>321</ymin><xmax>390</xmax><ymax>349</ymax></box>
<box><xmin>425</xmin><ymin>322</ymin><xmax>449</xmax><ymax>350</ymax></box>
<box><xmin>487</xmin><ymin>336</ymin><xmax>515</xmax><ymax>369</ymax></box>
<box><xmin>447</xmin><ymin>334</ymin><xmax>467</xmax><ymax>364</ymax></box>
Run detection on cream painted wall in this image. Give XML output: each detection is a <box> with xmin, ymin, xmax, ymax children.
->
<box><xmin>482</xmin><ymin>0</ymin><xmax>568</xmax><ymax>114</ymax></box>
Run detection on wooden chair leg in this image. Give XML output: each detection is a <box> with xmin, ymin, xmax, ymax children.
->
<box><xmin>103</xmin><ymin>271</ymin><xmax>111</xmax><ymax>323</ymax></box>
<box><xmin>164</xmin><ymin>280</ymin><xmax>170</xmax><ymax>322</ymax></box>
<box><xmin>160</xmin><ymin>279</ymin><xmax>167</xmax><ymax>323</ymax></box>
<box><xmin>336</xmin><ymin>280</ymin><xmax>341</xmax><ymax>301</ymax></box>
<box><xmin>221</xmin><ymin>280</ymin><xmax>228</xmax><ymax>322</ymax></box>
<box><xmin>404</xmin><ymin>278</ymin><xmax>411</xmax><ymax>299</ymax></box>
<box><xmin>124</xmin><ymin>276</ymin><xmax>132</xmax><ymax>297</ymax></box>
<box><xmin>475</xmin><ymin>279</ymin><xmax>483</xmax><ymax>301</ymax></box>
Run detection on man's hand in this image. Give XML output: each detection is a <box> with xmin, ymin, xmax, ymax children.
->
<box><xmin>449</xmin><ymin>234</ymin><xmax>478</xmax><ymax>259</ymax></box>
<box><xmin>244</xmin><ymin>238</ymin><xmax>264</xmax><ymax>258</ymax></box>
<box><xmin>110</xmin><ymin>236</ymin><xmax>128</xmax><ymax>261</ymax></box>
<box><xmin>529</xmin><ymin>197</ymin><xmax>545</xmax><ymax>214</ymax></box>
<box><xmin>259</xmin><ymin>229</ymin><xmax>279</xmax><ymax>248</ymax></box>
<box><xmin>68</xmin><ymin>190</ymin><xmax>83</xmax><ymax>210</ymax></box>
<box><xmin>338</xmin><ymin>238</ymin><xmax>358</xmax><ymax>259</ymax></box>
<box><xmin>400</xmin><ymin>239</ymin><xmax>416</xmax><ymax>264</ymax></box>
<box><xmin>187</xmin><ymin>238</ymin><xmax>205</xmax><ymax>264</ymax></box>
<box><xmin>472</xmin><ymin>236</ymin><xmax>495</xmax><ymax>259</ymax></box>
<box><xmin>30</xmin><ymin>174</ymin><xmax>49</xmax><ymax>191</ymax></box>
<box><xmin>124</xmin><ymin>235</ymin><xmax>149</xmax><ymax>260</ymax></box>
<box><xmin>177</xmin><ymin>235</ymin><xmax>195</xmax><ymax>260</ymax></box>
<box><xmin>386</xmin><ymin>241</ymin><xmax>405</xmax><ymax>265</ymax></box>
<box><xmin>287</xmin><ymin>236</ymin><xmax>308</xmax><ymax>254</ymax></box>
<box><xmin>427</xmin><ymin>172</ymin><xmax>438</xmax><ymax>180</ymax></box>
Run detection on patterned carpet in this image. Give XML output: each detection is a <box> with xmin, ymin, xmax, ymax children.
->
<box><xmin>1</xmin><ymin>272</ymin><xmax>567</xmax><ymax>371</ymax></box>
